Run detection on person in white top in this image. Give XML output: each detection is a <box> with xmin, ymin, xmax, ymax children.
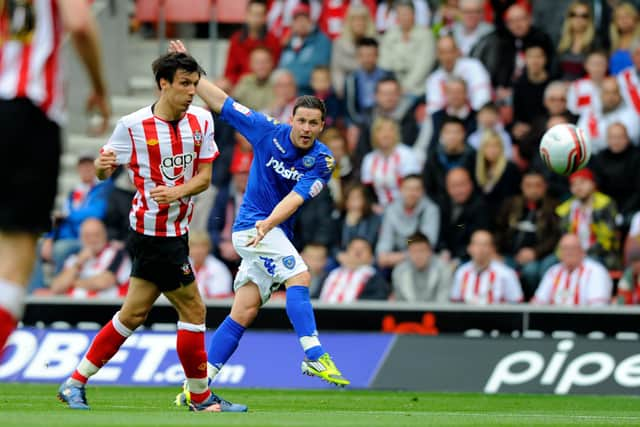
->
<box><xmin>616</xmin><ymin>37</ymin><xmax>640</xmax><ymax>116</ymax></box>
<box><xmin>577</xmin><ymin>76</ymin><xmax>640</xmax><ymax>153</ymax></box>
<box><xmin>567</xmin><ymin>50</ymin><xmax>608</xmax><ymax>116</ymax></box>
<box><xmin>450</xmin><ymin>230</ymin><xmax>523</xmax><ymax>305</ymax></box>
<box><xmin>451</xmin><ymin>0</ymin><xmax>494</xmax><ymax>56</ymax></box>
<box><xmin>425</xmin><ymin>35</ymin><xmax>492</xmax><ymax>114</ymax></box>
<box><xmin>189</xmin><ymin>231</ymin><xmax>232</xmax><ymax>299</ymax></box>
<box><xmin>376</xmin><ymin>0</ymin><xmax>431</xmax><ymax>34</ymax></box>
<box><xmin>532</xmin><ymin>233</ymin><xmax>612</xmax><ymax>306</ymax></box>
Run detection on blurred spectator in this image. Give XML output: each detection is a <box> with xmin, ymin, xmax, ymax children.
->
<box><xmin>321</xmin><ymin>128</ymin><xmax>354</xmax><ymax>207</ymax></box>
<box><xmin>432</xmin><ymin>0</ymin><xmax>460</xmax><ymax>35</ymax></box>
<box><xmin>614</xmin><ymin>239</ymin><xmax>640</xmax><ymax>304</ymax></box>
<box><xmin>556</xmin><ymin>168</ymin><xmax>620</xmax><ymax>269</ymax></box>
<box><xmin>556</xmin><ymin>1</ymin><xmax>602</xmax><ymax>81</ymax></box>
<box><xmin>316</xmin><ymin>0</ymin><xmax>375</xmax><ymax>40</ymax></box>
<box><xmin>468</xmin><ymin>102</ymin><xmax>513</xmax><ymax>159</ymax></box>
<box><xmin>452</xmin><ymin>0</ymin><xmax>495</xmax><ymax>56</ymax></box>
<box><xmin>224</xmin><ymin>0</ymin><xmax>281</xmax><ymax>86</ymax></box>
<box><xmin>474</xmin><ymin>129</ymin><xmax>521</xmax><ymax>222</ymax></box>
<box><xmin>496</xmin><ymin>169</ymin><xmax>561</xmax><ymax>299</ymax></box>
<box><xmin>48</xmin><ymin>219</ymin><xmax>130</xmax><ymax>298</ymax></box>
<box><xmin>361</xmin><ymin>117</ymin><xmax>421</xmax><ymax>207</ymax></box>
<box><xmin>332</xmin><ymin>184</ymin><xmax>381</xmax><ymax>257</ymax></box>
<box><xmin>189</xmin><ymin>231</ymin><xmax>232</xmax><ymax>299</ymax></box>
<box><xmin>378</xmin><ymin>0</ymin><xmax>436</xmax><ymax>97</ymax></box>
<box><xmin>320</xmin><ymin>237</ymin><xmax>390</xmax><ymax>302</ymax></box>
<box><xmin>423</xmin><ymin>116</ymin><xmax>476</xmax><ymax>204</ymax></box>
<box><xmin>302</xmin><ymin>242</ymin><xmax>330</xmax><ymax>297</ymax></box>
<box><xmin>278</xmin><ymin>4</ymin><xmax>332</xmax><ymax>95</ymax></box>
<box><xmin>376</xmin><ymin>175</ymin><xmax>441</xmax><ymax>269</ymax></box>
<box><xmin>103</xmin><ymin>167</ymin><xmax>136</xmax><ymax>248</ymax></box>
<box><xmin>310</xmin><ymin>66</ymin><xmax>342</xmax><ymax>127</ymax></box>
<box><xmin>591</xmin><ymin>122</ymin><xmax>640</xmax><ymax>228</ymax></box>
<box><xmin>450</xmin><ymin>230</ymin><xmax>524</xmax><ymax>304</ymax></box>
<box><xmin>608</xmin><ymin>2</ymin><xmax>640</xmax><ymax>75</ymax></box>
<box><xmin>267</xmin><ymin>0</ymin><xmax>322</xmax><ymax>40</ymax></box>
<box><xmin>376</xmin><ymin>0</ymin><xmax>432</xmax><ymax>33</ymax></box>
<box><xmin>577</xmin><ymin>76</ymin><xmax>640</xmax><ymax>153</ymax></box>
<box><xmin>293</xmin><ymin>186</ymin><xmax>336</xmax><ymax>250</ymax></box>
<box><xmin>437</xmin><ymin>168</ymin><xmax>490</xmax><ymax>264</ymax></box>
<box><xmin>512</xmin><ymin>43</ymin><xmax>551</xmax><ymax>131</ymax></box>
<box><xmin>426</xmin><ymin>35</ymin><xmax>492</xmax><ymax>114</ymax></box>
<box><xmin>330</xmin><ymin>4</ymin><xmax>377</xmax><ymax>98</ymax></box>
<box><xmin>392</xmin><ymin>232</ymin><xmax>451</xmax><ymax>302</ymax></box>
<box><xmin>265</xmin><ymin>69</ymin><xmax>298</xmax><ymax>123</ymax></box>
<box><xmin>532</xmin><ymin>233</ymin><xmax>612</xmax><ymax>306</ymax></box>
<box><xmin>343</xmin><ymin>37</ymin><xmax>395</xmax><ymax>126</ymax></box>
<box><xmin>567</xmin><ymin>49</ymin><xmax>608</xmax><ymax>116</ymax></box>
<box><xmin>532</xmin><ymin>0</ymin><xmax>577</xmax><ymax>46</ymax></box>
<box><xmin>617</xmin><ymin>37</ymin><xmax>640</xmax><ymax>116</ymax></box>
<box><xmin>233</xmin><ymin>47</ymin><xmax>276</xmax><ymax>111</ymax></box>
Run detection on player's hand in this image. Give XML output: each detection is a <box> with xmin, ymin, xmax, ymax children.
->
<box><xmin>168</xmin><ymin>39</ymin><xmax>188</xmax><ymax>54</ymax></box>
<box><xmin>96</xmin><ymin>149</ymin><xmax>117</xmax><ymax>172</ymax></box>
<box><xmin>150</xmin><ymin>185</ymin><xmax>183</xmax><ymax>204</ymax></box>
<box><xmin>246</xmin><ymin>220</ymin><xmax>271</xmax><ymax>247</ymax></box>
<box><xmin>86</xmin><ymin>91</ymin><xmax>111</xmax><ymax>136</ymax></box>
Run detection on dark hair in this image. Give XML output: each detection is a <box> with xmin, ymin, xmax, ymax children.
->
<box><xmin>247</xmin><ymin>0</ymin><xmax>267</xmax><ymax>8</ymax></box>
<box><xmin>375</xmin><ymin>76</ymin><xmax>400</xmax><ymax>91</ymax></box>
<box><xmin>292</xmin><ymin>95</ymin><xmax>326</xmax><ymax>121</ymax></box>
<box><xmin>586</xmin><ymin>48</ymin><xmax>609</xmax><ymax>59</ymax></box>
<box><xmin>312</xmin><ymin>65</ymin><xmax>331</xmax><ymax>75</ymax></box>
<box><xmin>402</xmin><ymin>174</ymin><xmax>423</xmax><ymax>185</ymax></box>
<box><xmin>347</xmin><ymin>236</ymin><xmax>373</xmax><ymax>249</ymax></box>
<box><xmin>356</xmin><ymin>37</ymin><xmax>379</xmax><ymax>49</ymax></box>
<box><xmin>344</xmin><ymin>183</ymin><xmax>374</xmax><ymax>217</ymax></box>
<box><xmin>152</xmin><ymin>52</ymin><xmax>204</xmax><ymax>90</ymax></box>
<box><xmin>441</xmin><ymin>115</ymin><xmax>465</xmax><ymax>128</ymax></box>
<box><xmin>407</xmin><ymin>232</ymin><xmax>431</xmax><ymax>247</ymax></box>
<box><xmin>473</xmin><ymin>229</ymin><xmax>496</xmax><ymax>248</ymax></box>
<box><xmin>478</xmin><ymin>101</ymin><xmax>499</xmax><ymax>113</ymax></box>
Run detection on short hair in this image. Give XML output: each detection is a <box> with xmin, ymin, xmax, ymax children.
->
<box><xmin>356</xmin><ymin>37</ymin><xmax>379</xmax><ymax>49</ymax></box>
<box><xmin>312</xmin><ymin>65</ymin><xmax>331</xmax><ymax>75</ymax></box>
<box><xmin>347</xmin><ymin>236</ymin><xmax>373</xmax><ymax>249</ymax></box>
<box><xmin>394</xmin><ymin>0</ymin><xmax>415</xmax><ymax>12</ymax></box>
<box><xmin>247</xmin><ymin>0</ymin><xmax>267</xmax><ymax>8</ymax></box>
<box><xmin>445</xmin><ymin>76</ymin><xmax>467</xmax><ymax>91</ymax></box>
<box><xmin>249</xmin><ymin>46</ymin><xmax>274</xmax><ymax>59</ymax></box>
<box><xmin>441</xmin><ymin>115</ymin><xmax>465</xmax><ymax>129</ymax></box>
<box><xmin>522</xmin><ymin>168</ymin><xmax>546</xmax><ymax>179</ymax></box>
<box><xmin>151</xmin><ymin>52</ymin><xmax>204</xmax><ymax>90</ymax></box>
<box><xmin>292</xmin><ymin>95</ymin><xmax>326</xmax><ymax>121</ymax></box>
<box><xmin>478</xmin><ymin>101</ymin><xmax>499</xmax><ymax>114</ymax></box>
<box><xmin>544</xmin><ymin>81</ymin><xmax>568</xmax><ymax>100</ymax></box>
<box><xmin>586</xmin><ymin>48</ymin><xmax>609</xmax><ymax>60</ymax></box>
<box><xmin>407</xmin><ymin>232</ymin><xmax>431</xmax><ymax>247</ymax></box>
<box><xmin>402</xmin><ymin>174</ymin><xmax>423</xmax><ymax>185</ymax></box>
<box><xmin>375</xmin><ymin>76</ymin><xmax>400</xmax><ymax>91</ymax></box>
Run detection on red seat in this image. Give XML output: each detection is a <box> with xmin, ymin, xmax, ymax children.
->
<box><xmin>164</xmin><ymin>0</ymin><xmax>212</xmax><ymax>23</ymax></box>
<box><xmin>216</xmin><ymin>0</ymin><xmax>248</xmax><ymax>23</ymax></box>
<box><xmin>135</xmin><ymin>0</ymin><xmax>247</xmax><ymax>24</ymax></box>
<box><xmin>135</xmin><ymin>0</ymin><xmax>160</xmax><ymax>22</ymax></box>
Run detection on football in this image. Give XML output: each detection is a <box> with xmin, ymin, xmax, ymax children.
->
<box><xmin>539</xmin><ymin>123</ymin><xmax>591</xmax><ymax>175</ymax></box>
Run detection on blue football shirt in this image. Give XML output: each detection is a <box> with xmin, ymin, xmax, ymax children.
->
<box><xmin>220</xmin><ymin>97</ymin><xmax>335</xmax><ymax>240</ymax></box>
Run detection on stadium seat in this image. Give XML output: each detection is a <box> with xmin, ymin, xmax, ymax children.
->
<box><xmin>135</xmin><ymin>0</ymin><xmax>247</xmax><ymax>24</ymax></box>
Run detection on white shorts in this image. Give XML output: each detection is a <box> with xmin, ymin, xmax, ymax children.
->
<box><xmin>232</xmin><ymin>227</ymin><xmax>307</xmax><ymax>303</ymax></box>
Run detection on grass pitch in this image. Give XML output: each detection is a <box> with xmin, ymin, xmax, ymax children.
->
<box><xmin>1</xmin><ymin>384</ymin><xmax>639</xmax><ymax>426</ymax></box>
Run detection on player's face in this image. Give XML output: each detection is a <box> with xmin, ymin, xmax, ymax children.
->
<box><xmin>162</xmin><ymin>69</ymin><xmax>199</xmax><ymax>113</ymax></box>
<box><xmin>291</xmin><ymin>107</ymin><xmax>324</xmax><ymax>149</ymax></box>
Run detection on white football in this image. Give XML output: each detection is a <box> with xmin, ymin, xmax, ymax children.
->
<box><xmin>539</xmin><ymin>123</ymin><xmax>591</xmax><ymax>175</ymax></box>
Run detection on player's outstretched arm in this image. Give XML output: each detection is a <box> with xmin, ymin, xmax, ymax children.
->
<box><xmin>247</xmin><ymin>192</ymin><xmax>305</xmax><ymax>247</ymax></box>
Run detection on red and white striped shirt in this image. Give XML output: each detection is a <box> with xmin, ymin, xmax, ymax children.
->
<box><xmin>567</xmin><ymin>78</ymin><xmax>601</xmax><ymax>116</ymax></box>
<box><xmin>360</xmin><ymin>144</ymin><xmax>420</xmax><ymax>207</ymax></box>
<box><xmin>450</xmin><ymin>260</ymin><xmax>523</xmax><ymax>305</ymax></box>
<box><xmin>102</xmin><ymin>105</ymin><xmax>218</xmax><ymax>237</ymax></box>
<box><xmin>617</xmin><ymin>67</ymin><xmax>640</xmax><ymax>116</ymax></box>
<box><xmin>193</xmin><ymin>255</ymin><xmax>233</xmax><ymax>299</ymax></box>
<box><xmin>533</xmin><ymin>258</ymin><xmax>612</xmax><ymax>306</ymax></box>
<box><xmin>319</xmin><ymin>265</ymin><xmax>376</xmax><ymax>303</ymax></box>
<box><xmin>0</xmin><ymin>0</ymin><xmax>64</xmax><ymax>124</ymax></box>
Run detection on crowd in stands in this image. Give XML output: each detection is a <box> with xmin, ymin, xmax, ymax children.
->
<box><xmin>32</xmin><ymin>0</ymin><xmax>640</xmax><ymax>308</ymax></box>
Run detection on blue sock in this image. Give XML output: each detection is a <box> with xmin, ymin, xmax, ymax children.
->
<box><xmin>286</xmin><ymin>286</ymin><xmax>324</xmax><ymax>360</ymax></box>
<box><xmin>208</xmin><ymin>315</ymin><xmax>245</xmax><ymax>368</ymax></box>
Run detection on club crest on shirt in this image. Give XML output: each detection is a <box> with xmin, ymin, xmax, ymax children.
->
<box><xmin>302</xmin><ymin>155</ymin><xmax>315</xmax><ymax>168</ymax></box>
<box><xmin>147</xmin><ymin>139</ymin><xmax>159</xmax><ymax>146</ymax></box>
<box><xmin>232</xmin><ymin>102</ymin><xmax>251</xmax><ymax>116</ymax></box>
<box><xmin>181</xmin><ymin>263</ymin><xmax>192</xmax><ymax>275</ymax></box>
<box><xmin>193</xmin><ymin>130</ymin><xmax>202</xmax><ymax>146</ymax></box>
<box><xmin>283</xmin><ymin>255</ymin><xmax>296</xmax><ymax>270</ymax></box>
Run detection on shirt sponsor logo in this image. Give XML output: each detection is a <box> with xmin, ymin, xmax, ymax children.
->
<box><xmin>272</xmin><ymin>138</ymin><xmax>286</xmax><ymax>154</ymax></box>
<box><xmin>232</xmin><ymin>102</ymin><xmax>251</xmax><ymax>116</ymax></box>
<box><xmin>161</xmin><ymin>152</ymin><xmax>194</xmax><ymax>181</ymax></box>
<box><xmin>265</xmin><ymin>157</ymin><xmax>303</xmax><ymax>181</ymax></box>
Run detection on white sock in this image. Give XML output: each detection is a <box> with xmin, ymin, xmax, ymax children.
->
<box><xmin>0</xmin><ymin>279</ymin><xmax>26</xmax><ymax>319</ymax></box>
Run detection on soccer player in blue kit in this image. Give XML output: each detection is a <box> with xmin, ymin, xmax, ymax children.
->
<box><xmin>169</xmin><ymin>41</ymin><xmax>349</xmax><ymax>407</ymax></box>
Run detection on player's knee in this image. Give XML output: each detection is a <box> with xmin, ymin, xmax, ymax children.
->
<box><xmin>177</xmin><ymin>295</ymin><xmax>206</xmax><ymax>324</ymax></box>
<box><xmin>118</xmin><ymin>308</ymin><xmax>149</xmax><ymax>330</ymax></box>
<box><xmin>233</xmin><ymin>305</ymin><xmax>259</xmax><ymax>327</ymax></box>
<box><xmin>286</xmin><ymin>271</ymin><xmax>311</xmax><ymax>286</ymax></box>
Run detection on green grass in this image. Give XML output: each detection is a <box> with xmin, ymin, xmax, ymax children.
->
<box><xmin>1</xmin><ymin>384</ymin><xmax>639</xmax><ymax>426</ymax></box>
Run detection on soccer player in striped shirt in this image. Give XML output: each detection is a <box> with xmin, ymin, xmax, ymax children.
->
<box><xmin>168</xmin><ymin>41</ymin><xmax>349</xmax><ymax>407</ymax></box>
<box><xmin>57</xmin><ymin>52</ymin><xmax>246</xmax><ymax>412</ymax></box>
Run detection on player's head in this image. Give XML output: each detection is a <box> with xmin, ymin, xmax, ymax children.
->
<box><xmin>152</xmin><ymin>52</ymin><xmax>204</xmax><ymax>112</ymax></box>
<box><xmin>290</xmin><ymin>95</ymin><xmax>326</xmax><ymax>150</ymax></box>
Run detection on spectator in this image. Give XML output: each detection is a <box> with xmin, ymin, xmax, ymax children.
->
<box><xmin>320</xmin><ymin>237</ymin><xmax>390</xmax><ymax>302</ymax></box>
<box><xmin>233</xmin><ymin>47</ymin><xmax>276</xmax><ymax>111</ymax></box>
<box><xmin>224</xmin><ymin>0</ymin><xmax>281</xmax><ymax>86</ymax></box>
<box><xmin>609</xmin><ymin>2</ymin><xmax>640</xmax><ymax>75</ymax></box>
<box><xmin>378</xmin><ymin>0</ymin><xmax>436</xmax><ymax>98</ymax></box>
<box><xmin>343</xmin><ymin>37</ymin><xmax>395</xmax><ymax>127</ymax></box>
<box><xmin>103</xmin><ymin>167</ymin><xmax>136</xmax><ymax>249</ymax></box>
<box><xmin>614</xmin><ymin>239</ymin><xmax>640</xmax><ymax>304</ymax></box>
<box><xmin>392</xmin><ymin>232</ymin><xmax>451</xmax><ymax>302</ymax></box>
<box><xmin>556</xmin><ymin>1</ymin><xmax>601</xmax><ymax>81</ymax></box>
<box><xmin>468</xmin><ymin>102</ymin><xmax>513</xmax><ymax>159</ymax></box>
<box><xmin>264</xmin><ymin>68</ymin><xmax>298</xmax><ymax>123</ymax></box>
<box><xmin>330</xmin><ymin>4</ymin><xmax>377</xmax><ymax>98</ymax></box>
<box><xmin>278</xmin><ymin>3</ymin><xmax>332</xmax><ymax>95</ymax></box>
<box><xmin>332</xmin><ymin>184</ymin><xmax>381</xmax><ymax>257</ymax></box>
<box><xmin>474</xmin><ymin>129</ymin><xmax>521</xmax><ymax>222</ymax></box>
<box><xmin>376</xmin><ymin>0</ymin><xmax>432</xmax><ymax>33</ymax></box>
<box><xmin>431</xmin><ymin>0</ymin><xmax>460</xmax><ymax>35</ymax></box>
<box><xmin>302</xmin><ymin>242</ymin><xmax>330</xmax><ymax>298</ymax></box>
<box><xmin>450</xmin><ymin>230</ymin><xmax>524</xmax><ymax>304</ymax></box>
<box><xmin>531</xmin><ymin>0</ymin><xmax>576</xmax><ymax>46</ymax></box>
<box><xmin>310</xmin><ymin>66</ymin><xmax>342</xmax><ymax>127</ymax></box>
<box><xmin>532</xmin><ymin>233</ymin><xmax>612</xmax><ymax>306</ymax></box>
<box><xmin>317</xmin><ymin>0</ymin><xmax>376</xmax><ymax>40</ymax></box>
<box><xmin>423</xmin><ymin>116</ymin><xmax>476</xmax><ymax>204</ymax></box>
<box><xmin>617</xmin><ymin>37</ymin><xmax>640</xmax><ymax>116</ymax></box>
<box><xmin>48</xmin><ymin>219</ymin><xmax>130</xmax><ymax>298</ymax></box>
<box><xmin>577</xmin><ymin>76</ymin><xmax>640</xmax><ymax>153</ymax></box>
<box><xmin>376</xmin><ymin>175</ymin><xmax>441</xmax><ymax>269</ymax></box>
<box><xmin>556</xmin><ymin>168</ymin><xmax>620</xmax><ymax>269</ymax></box>
<box><xmin>452</xmin><ymin>0</ymin><xmax>495</xmax><ymax>56</ymax></box>
<box><xmin>361</xmin><ymin>117</ymin><xmax>421</xmax><ymax>207</ymax></box>
<box><xmin>425</xmin><ymin>35</ymin><xmax>492</xmax><ymax>114</ymax></box>
<box><xmin>567</xmin><ymin>49</ymin><xmax>609</xmax><ymax>116</ymax></box>
<box><xmin>438</xmin><ymin>167</ymin><xmax>490</xmax><ymax>264</ymax></box>
<box><xmin>512</xmin><ymin>43</ymin><xmax>551</xmax><ymax>131</ymax></box>
<box><xmin>293</xmin><ymin>185</ymin><xmax>336</xmax><ymax>250</ymax></box>
<box><xmin>496</xmin><ymin>169</ymin><xmax>561</xmax><ymax>299</ymax></box>
<box><xmin>188</xmin><ymin>231</ymin><xmax>232</xmax><ymax>299</ymax></box>
<box><xmin>321</xmin><ymin>127</ymin><xmax>354</xmax><ymax>208</ymax></box>
<box><xmin>267</xmin><ymin>0</ymin><xmax>322</xmax><ymax>41</ymax></box>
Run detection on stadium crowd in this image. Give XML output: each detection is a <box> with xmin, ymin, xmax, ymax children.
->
<box><xmin>32</xmin><ymin>0</ymin><xmax>640</xmax><ymax>307</ymax></box>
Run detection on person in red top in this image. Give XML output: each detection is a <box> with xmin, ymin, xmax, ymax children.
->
<box><xmin>224</xmin><ymin>0</ymin><xmax>282</xmax><ymax>86</ymax></box>
<box><xmin>0</xmin><ymin>0</ymin><xmax>109</xmax><ymax>358</ymax></box>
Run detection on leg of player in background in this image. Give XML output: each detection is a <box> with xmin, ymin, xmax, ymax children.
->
<box><xmin>58</xmin><ymin>278</ymin><xmax>160</xmax><ymax>409</ymax></box>
<box><xmin>0</xmin><ymin>232</ymin><xmax>38</xmax><ymax>352</ymax></box>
